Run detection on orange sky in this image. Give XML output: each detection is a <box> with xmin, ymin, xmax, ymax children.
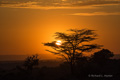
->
<box><xmin>0</xmin><ymin>0</ymin><xmax>120</xmax><ymax>60</ymax></box>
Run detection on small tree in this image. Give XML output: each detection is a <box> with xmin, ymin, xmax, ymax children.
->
<box><xmin>44</xmin><ymin>29</ymin><xmax>102</xmax><ymax>75</ymax></box>
<box><xmin>91</xmin><ymin>49</ymin><xmax>114</xmax><ymax>64</ymax></box>
<box><xmin>24</xmin><ymin>54</ymin><xmax>39</xmax><ymax>71</ymax></box>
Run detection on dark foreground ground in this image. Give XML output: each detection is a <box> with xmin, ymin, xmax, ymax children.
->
<box><xmin>0</xmin><ymin>59</ymin><xmax>120</xmax><ymax>80</ymax></box>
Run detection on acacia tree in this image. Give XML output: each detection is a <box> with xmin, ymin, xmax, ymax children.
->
<box><xmin>44</xmin><ymin>29</ymin><xmax>102</xmax><ymax>75</ymax></box>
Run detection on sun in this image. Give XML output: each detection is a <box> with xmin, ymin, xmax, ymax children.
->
<box><xmin>56</xmin><ymin>40</ymin><xmax>62</xmax><ymax>46</ymax></box>
<box><xmin>62</xmin><ymin>0</ymin><xmax>66</xmax><ymax>2</ymax></box>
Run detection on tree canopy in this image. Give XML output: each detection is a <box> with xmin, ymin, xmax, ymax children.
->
<box><xmin>44</xmin><ymin>29</ymin><xmax>102</xmax><ymax>62</ymax></box>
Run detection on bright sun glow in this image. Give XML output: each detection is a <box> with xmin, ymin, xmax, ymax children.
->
<box><xmin>62</xmin><ymin>0</ymin><xmax>66</xmax><ymax>1</ymax></box>
<box><xmin>56</xmin><ymin>40</ymin><xmax>62</xmax><ymax>45</ymax></box>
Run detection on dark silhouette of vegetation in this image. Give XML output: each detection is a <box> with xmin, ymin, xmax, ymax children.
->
<box><xmin>23</xmin><ymin>54</ymin><xmax>39</xmax><ymax>71</ymax></box>
<box><xmin>91</xmin><ymin>49</ymin><xmax>114</xmax><ymax>65</ymax></box>
<box><xmin>44</xmin><ymin>29</ymin><xmax>102</xmax><ymax>75</ymax></box>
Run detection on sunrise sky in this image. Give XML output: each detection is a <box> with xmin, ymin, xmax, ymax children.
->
<box><xmin>0</xmin><ymin>0</ymin><xmax>120</xmax><ymax>59</ymax></box>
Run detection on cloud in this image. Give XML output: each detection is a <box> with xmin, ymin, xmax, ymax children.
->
<box><xmin>0</xmin><ymin>0</ymin><xmax>120</xmax><ymax>9</ymax></box>
<box><xmin>72</xmin><ymin>0</ymin><xmax>120</xmax><ymax>6</ymax></box>
<box><xmin>68</xmin><ymin>12</ymin><xmax>120</xmax><ymax>16</ymax></box>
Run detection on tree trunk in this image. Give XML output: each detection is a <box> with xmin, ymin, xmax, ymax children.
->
<box><xmin>70</xmin><ymin>61</ymin><xmax>74</xmax><ymax>75</ymax></box>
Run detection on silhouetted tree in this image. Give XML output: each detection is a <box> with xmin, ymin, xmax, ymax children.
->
<box><xmin>91</xmin><ymin>49</ymin><xmax>114</xmax><ymax>64</ymax></box>
<box><xmin>44</xmin><ymin>29</ymin><xmax>102</xmax><ymax>75</ymax></box>
<box><xmin>24</xmin><ymin>54</ymin><xmax>39</xmax><ymax>71</ymax></box>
